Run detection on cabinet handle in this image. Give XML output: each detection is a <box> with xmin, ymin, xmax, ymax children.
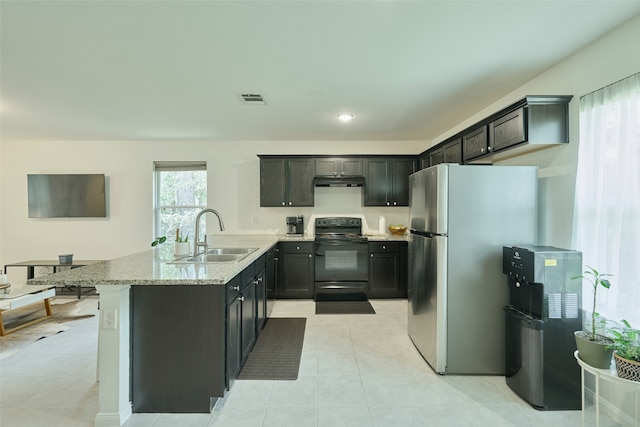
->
<box><xmin>481</xmin><ymin>148</ymin><xmax>485</xmax><ymax>153</ymax></box>
<box><xmin>239</xmin><ymin>296</ymin><xmax>245</xmax><ymax>302</ymax></box>
<box><xmin>340</xmin><ymin>171</ymin><xmax>344</xmax><ymax>177</ymax></box>
<box><xmin>383</xmin><ymin>245</ymin><xmax>386</xmax><ymax>250</ymax></box>
<box><xmin>333</xmin><ymin>172</ymin><xmax>337</xmax><ymax>177</ymax></box>
<box><xmin>232</xmin><ymin>286</ymin><xmax>240</xmax><ymax>291</ymax></box>
<box><xmin>393</xmin><ymin>202</ymin><xmax>397</xmax><ymax>206</ymax></box>
<box><xmin>371</xmin><ymin>254</ymin><xmax>374</xmax><ymax>258</ymax></box>
<box><xmin>488</xmin><ymin>146</ymin><xmax>493</xmax><ymax>151</ymax></box>
<box><xmin>296</xmin><ymin>246</ymin><xmax>300</xmax><ymax>250</ymax></box>
<box><xmin>282</xmin><ymin>202</ymin><xmax>285</xmax><ymax>206</ymax></box>
<box><xmin>288</xmin><ymin>201</ymin><xmax>292</xmax><ymax>206</ymax></box>
<box><xmin>386</xmin><ymin>202</ymin><xmax>390</xmax><ymax>206</ymax></box>
<box><xmin>308</xmin><ymin>254</ymin><xmax>312</xmax><ymax>258</ymax></box>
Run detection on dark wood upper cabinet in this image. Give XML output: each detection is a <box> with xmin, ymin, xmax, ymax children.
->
<box><xmin>468</xmin><ymin>95</ymin><xmax>572</xmax><ymax>163</ymax></box>
<box><xmin>363</xmin><ymin>157</ymin><xmax>415</xmax><ymax>206</ymax></box>
<box><xmin>462</xmin><ymin>125</ymin><xmax>489</xmax><ymax>162</ymax></box>
<box><xmin>490</xmin><ymin>107</ymin><xmax>525</xmax><ymax>152</ymax></box>
<box><xmin>428</xmin><ymin>147</ymin><xmax>444</xmax><ymax>167</ymax></box>
<box><xmin>443</xmin><ymin>138</ymin><xmax>462</xmax><ymax>164</ymax></box>
<box><xmin>315</xmin><ymin>157</ymin><xmax>363</xmax><ymax>177</ymax></box>
<box><xmin>259</xmin><ymin>156</ymin><xmax>314</xmax><ymax>207</ymax></box>
<box><xmin>422</xmin><ymin>95</ymin><xmax>572</xmax><ymax>166</ymax></box>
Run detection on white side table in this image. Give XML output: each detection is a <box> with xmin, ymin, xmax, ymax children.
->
<box><xmin>574</xmin><ymin>351</ymin><xmax>640</xmax><ymax>426</ymax></box>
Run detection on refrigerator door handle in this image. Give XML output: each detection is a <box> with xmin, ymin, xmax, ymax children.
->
<box><xmin>410</xmin><ymin>229</ymin><xmax>448</xmax><ymax>238</ymax></box>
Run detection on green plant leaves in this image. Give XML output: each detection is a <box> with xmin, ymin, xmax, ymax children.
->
<box><xmin>151</xmin><ymin>236</ymin><xmax>167</xmax><ymax>246</ymax></box>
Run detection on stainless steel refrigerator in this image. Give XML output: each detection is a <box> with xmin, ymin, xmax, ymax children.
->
<box><xmin>408</xmin><ymin>164</ymin><xmax>538</xmax><ymax>375</ymax></box>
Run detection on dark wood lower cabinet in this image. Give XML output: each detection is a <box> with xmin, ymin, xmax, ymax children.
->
<box><xmin>241</xmin><ymin>277</ymin><xmax>257</xmax><ymax>363</ymax></box>
<box><xmin>226</xmin><ymin>276</ymin><xmax>242</xmax><ymax>390</ymax></box>
<box><xmin>368</xmin><ymin>241</ymin><xmax>408</xmax><ymax>298</ymax></box>
<box><xmin>131</xmin><ymin>285</ymin><xmax>225</xmax><ymax>413</ymax></box>
<box><xmin>131</xmin><ymin>252</ymin><xmax>272</xmax><ymax>413</ymax></box>
<box><xmin>277</xmin><ymin>242</ymin><xmax>314</xmax><ymax>298</ymax></box>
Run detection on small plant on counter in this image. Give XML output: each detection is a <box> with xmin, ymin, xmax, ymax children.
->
<box><xmin>176</xmin><ymin>229</ymin><xmax>189</xmax><ymax>243</ymax></box>
<box><xmin>151</xmin><ymin>236</ymin><xmax>167</xmax><ymax>247</ymax></box>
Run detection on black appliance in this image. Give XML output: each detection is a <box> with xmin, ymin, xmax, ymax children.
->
<box><xmin>314</xmin><ymin>217</ymin><xmax>369</xmax><ymax>301</ymax></box>
<box><xmin>503</xmin><ymin>245</ymin><xmax>582</xmax><ymax>410</ymax></box>
<box><xmin>286</xmin><ymin>215</ymin><xmax>304</xmax><ymax>235</ymax></box>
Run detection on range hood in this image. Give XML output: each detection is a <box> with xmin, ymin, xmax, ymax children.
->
<box><xmin>313</xmin><ymin>176</ymin><xmax>365</xmax><ymax>187</ymax></box>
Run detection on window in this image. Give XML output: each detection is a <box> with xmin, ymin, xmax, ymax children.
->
<box><xmin>574</xmin><ymin>72</ymin><xmax>640</xmax><ymax>327</ymax></box>
<box><xmin>153</xmin><ymin>161</ymin><xmax>207</xmax><ymax>245</ymax></box>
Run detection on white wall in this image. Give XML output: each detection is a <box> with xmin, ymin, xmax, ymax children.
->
<box><xmin>429</xmin><ymin>14</ymin><xmax>640</xmax><ymax>250</ymax></box>
<box><xmin>2</xmin><ymin>14</ymin><xmax>639</xmax><ymax>275</ymax></box>
<box><xmin>0</xmin><ymin>139</ymin><xmax>424</xmax><ymax>271</ymax></box>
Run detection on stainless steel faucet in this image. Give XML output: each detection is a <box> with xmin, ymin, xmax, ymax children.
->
<box><xmin>194</xmin><ymin>208</ymin><xmax>225</xmax><ymax>254</ymax></box>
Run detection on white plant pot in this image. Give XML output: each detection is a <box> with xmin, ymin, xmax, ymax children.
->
<box><xmin>174</xmin><ymin>242</ymin><xmax>190</xmax><ymax>256</ymax></box>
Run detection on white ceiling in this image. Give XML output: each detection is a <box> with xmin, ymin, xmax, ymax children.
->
<box><xmin>1</xmin><ymin>1</ymin><xmax>639</xmax><ymax>142</ymax></box>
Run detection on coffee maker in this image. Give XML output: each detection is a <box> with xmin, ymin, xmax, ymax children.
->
<box><xmin>286</xmin><ymin>215</ymin><xmax>304</xmax><ymax>235</ymax></box>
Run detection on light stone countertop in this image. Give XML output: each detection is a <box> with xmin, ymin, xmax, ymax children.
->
<box><xmin>28</xmin><ymin>235</ymin><xmax>281</xmax><ymax>287</ymax></box>
<box><xmin>26</xmin><ymin>233</ymin><xmax>408</xmax><ymax>287</ymax></box>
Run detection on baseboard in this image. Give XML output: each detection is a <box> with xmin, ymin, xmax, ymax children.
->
<box><xmin>94</xmin><ymin>405</ymin><xmax>132</xmax><ymax>427</ymax></box>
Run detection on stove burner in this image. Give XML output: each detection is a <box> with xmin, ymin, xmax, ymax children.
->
<box><xmin>314</xmin><ymin>217</ymin><xmax>367</xmax><ymax>242</ymax></box>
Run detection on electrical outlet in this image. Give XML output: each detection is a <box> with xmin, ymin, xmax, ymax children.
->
<box><xmin>102</xmin><ymin>308</ymin><xmax>118</xmax><ymax>330</ymax></box>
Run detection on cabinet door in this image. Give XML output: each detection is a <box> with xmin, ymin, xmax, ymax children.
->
<box><xmin>277</xmin><ymin>245</ymin><xmax>314</xmax><ymax>298</ymax></box>
<box><xmin>463</xmin><ymin>126</ymin><xmax>489</xmax><ymax>161</ymax></box>
<box><xmin>255</xmin><ymin>268</ymin><xmax>266</xmax><ymax>331</ymax></box>
<box><xmin>443</xmin><ymin>139</ymin><xmax>462</xmax><ymax>164</ymax></box>
<box><xmin>390</xmin><ymin>158</ymin><xmax>415</xmax><ymax>206</ymax></box>
<box><xmin>368</xmin><ymin>242</ymin><xmax>407</xmax><ymax>298</ymax></box>
<box><xmin>226</xmin><ymin>294</ymin><xmax>242</xmax><ymax>389</ymax></box>
<box><xmin>418</xmin><ymin>153</ymin><xmax>430</xmax><ymax>171</ymax></box>
<box><xmin>260</xmin><ymin>158</ymin><xmax>286</xmax><ymax>207</ymax></box>
<box><xmin>315</xmin><ymin>158</ymin><xmax>340</xmax><ymax>177</ymax></box>
<box><xmin>266</xmin><ymin>247</ymin><xmax>277</xmax><ymax>317</ymax></box>
<box><xmin>241</xmin><ymin>280</ymin><xmax>257</xmax><ymax>363</ymax></box>
<box><xmin>287</xmin><ymin>158</ymin><xmax>315</xmax><ymax>206</ymax></box>
<box><xmin>341</xmin><ymin>158</ymin><xmax>363</xmax><ymax>176</ymax></box>
<box><xmin>489</xmin><ymin>108</ymin><xmax>525</xmax><ymax>152</ymax></box>
<box><xmin>363</xmin><ymin>158</ymin><xmax>390</xmax><ymax>206</ymax></box>
<box><xmin>428</xmin><ymin>148</ymin><xmax>444</xmax><ymax>167</ymax></box>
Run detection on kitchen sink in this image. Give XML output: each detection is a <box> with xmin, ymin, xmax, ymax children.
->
<box><xmin>169</xmin><ymin>247</ymin><xmax>258</xmax><ymax>264</ymax></box>
<box><xmin>204</xmin><ymin>247</ymin><xmax>258</xmax><ymax>255</ymax></box>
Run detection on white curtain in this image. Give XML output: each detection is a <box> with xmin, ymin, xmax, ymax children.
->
<box><xmin>574</xmin><ymin>72</ymin><xmax>640</xmax><ymax>328</ymax></box>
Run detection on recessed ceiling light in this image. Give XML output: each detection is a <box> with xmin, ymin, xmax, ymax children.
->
<box><xmin>337</xmin><ymin>113</ymin><xmax>354</xmax><ymax>122</ymax></box>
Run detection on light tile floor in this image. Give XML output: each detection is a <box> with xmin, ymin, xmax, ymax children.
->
<box><xmin>0</xmin><ymin>298</ymin><xmax>600</xmax><ymax>426</ymax></box>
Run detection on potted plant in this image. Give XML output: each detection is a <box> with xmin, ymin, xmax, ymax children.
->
<box><xmin>572</xmin><ymin>266</ymin><xmax>614</xmax><ymax>368</ymax></box>
<box><xmin>609</xmin><ymin>320</ymin><xmax>640</xmax><ymax>381</ymax></box>
<box><xmin>174</xmin><ymin>229</ymin><xmax>190</xmax><ymax>256</ymax></box>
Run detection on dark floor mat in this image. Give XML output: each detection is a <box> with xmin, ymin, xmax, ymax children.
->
<box><xmin>237</xmin><ymin>317</ymin><xmax>306</xmax><ymax>380</ymax></box>
<box><xmin>315</xmin><ymin>301</ymin><xmax>376</xmax><ymax>315</ymax></box>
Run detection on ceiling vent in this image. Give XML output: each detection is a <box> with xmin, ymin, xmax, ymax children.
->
<box><xmin>240</xmin><ymin>93</ymin><xmax>267</xmax><ymax>105</ymax></box>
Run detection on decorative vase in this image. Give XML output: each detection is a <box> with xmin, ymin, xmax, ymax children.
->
<box><xmin>614</xmin><ymin>352</ymin><xmax>640</xmax><ymax>382</ymax></box>
<box><xmin>575</xmin><ymin>330</ymin><xmax>614</xmax><ymax>369</ymax></box>
<box><xmin>174</xmin><ymin>242</ymin><xmax>190</xmax><ymax>256</ymax></box>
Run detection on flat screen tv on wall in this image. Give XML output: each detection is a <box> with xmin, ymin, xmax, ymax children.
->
<box><xmin>27</xmin><ymin>174</ymin><xmax>107</xmax><ymax>218</ymax></box>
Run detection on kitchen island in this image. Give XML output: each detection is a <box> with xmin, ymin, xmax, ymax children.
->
<box><xmin>28</xmin><ymin>234</ymin><xmax>280</xmax><ymax>427</ymax></box>
<box><xmin>27</xmin><ymin>232</ymin><xmax>407</xmax><ymax>426</ymax></box>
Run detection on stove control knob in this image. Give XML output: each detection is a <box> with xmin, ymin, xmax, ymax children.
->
<box><xmin>515</xmin><ymin>281</ymin><xmax>521</xmax><ymax>288</ymax></box>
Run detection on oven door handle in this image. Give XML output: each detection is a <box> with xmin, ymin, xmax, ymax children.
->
<box><xmin>315</xmin><ymin>239</ymin><xmax>368</xmax><ymax>246</ymax></box>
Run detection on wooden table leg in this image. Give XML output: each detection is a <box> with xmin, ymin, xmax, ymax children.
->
<box><xmin>0</xmin><ymin>298</ymin><xmax>54</xmax><ymax>337</ymax></box>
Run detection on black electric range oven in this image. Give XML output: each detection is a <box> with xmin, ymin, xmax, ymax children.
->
<box><xmin>314</xmin><ymin>217</ymin><xmax>369</xmax><ymax>301</ymax></box>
